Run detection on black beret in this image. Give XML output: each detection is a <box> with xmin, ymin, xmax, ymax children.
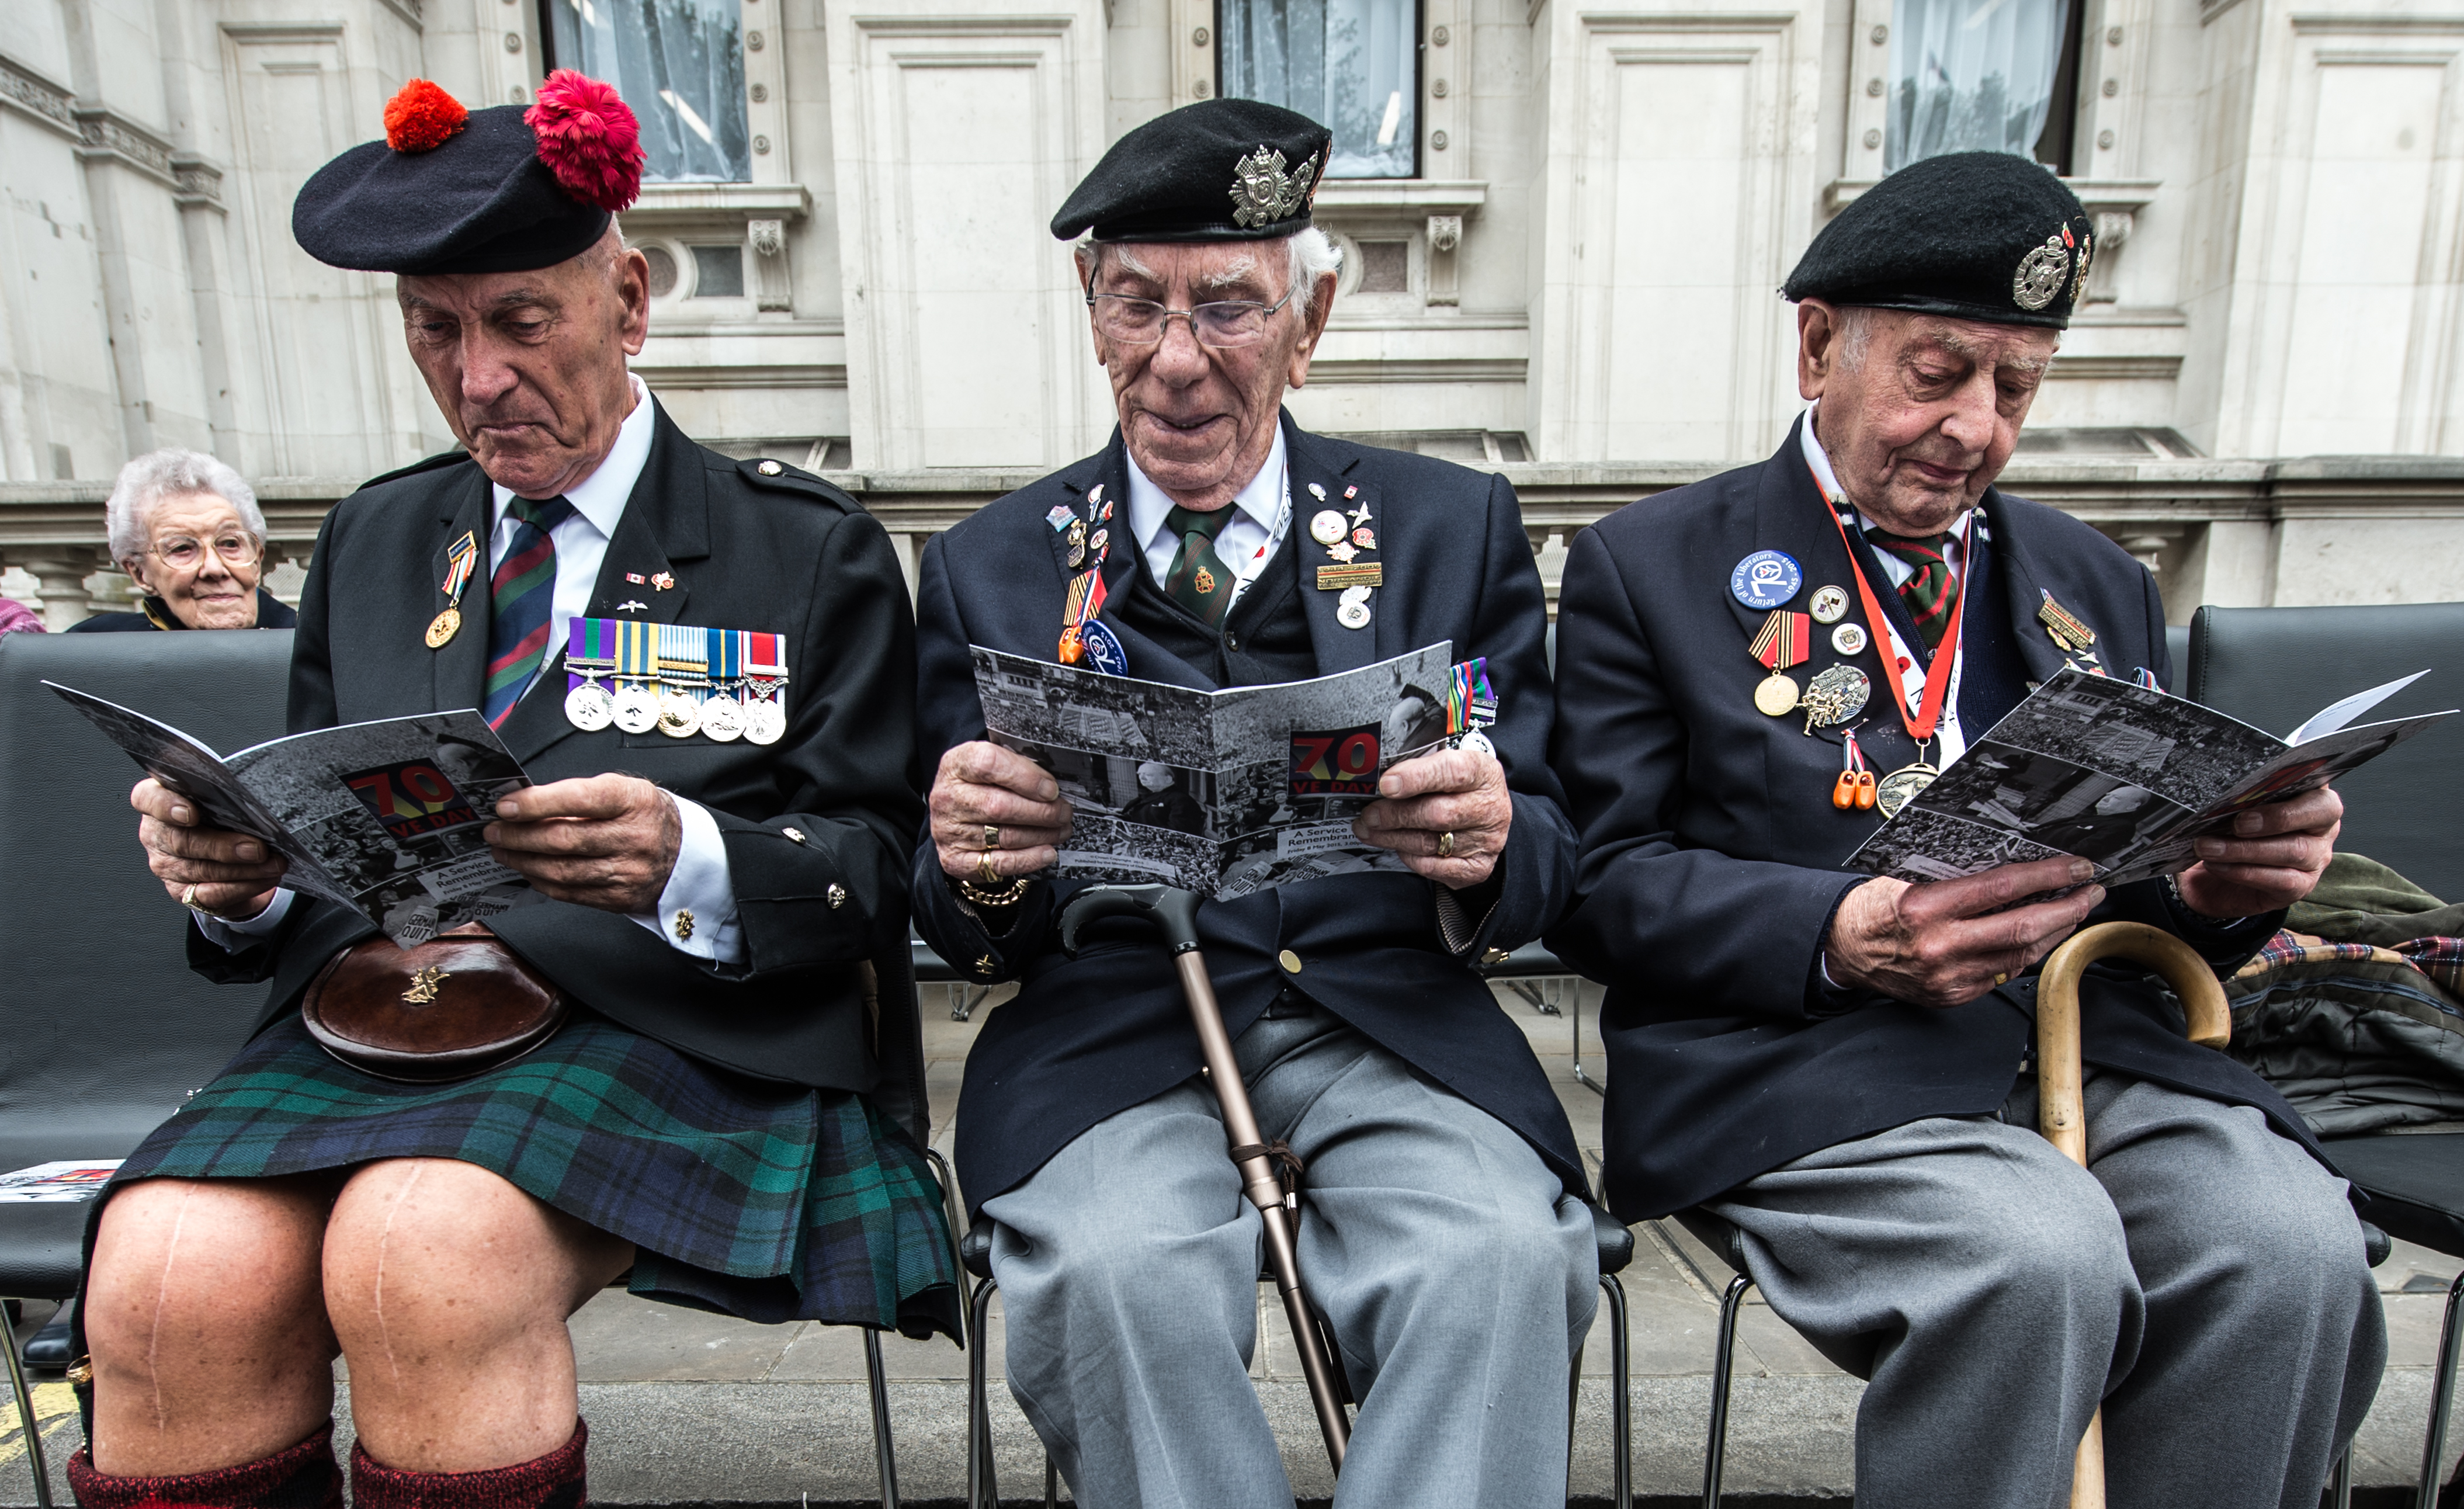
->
<box><xmin>293</xmin><ymin>75</ymin><xmax>643</xmax><ymax>276</ymax></box>
<box><xmin>1051</xmin><ymin>99</ymin><xmax>1333</xmax><ymax>243</ymax></box>
<box><xmin>1782</xmin><ymin>151</ymin><xmax>2095</xmax><ymax>328</ymax></box>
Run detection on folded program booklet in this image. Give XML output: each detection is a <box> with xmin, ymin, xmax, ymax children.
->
<box><xmin>48</xmin><ymin>684</ymin><xmax>541</xmax><ymax>948</ymax></box>
<box><xmin>1848</xmin><ymin>667</ymin><xmax>2452</xmax><ymax>888</ymax></box>
<box><xmin>973</xmin><ymin>642</ymin><xmax>1464</xmax><ymax>899</ymax></box>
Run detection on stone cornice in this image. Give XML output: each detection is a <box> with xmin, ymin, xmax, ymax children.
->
<box><xmin>0</xmin><ymin>52</ymin><xmax>78</xmax><ymax>142</ymax></box>
<box><xmin>72</xmin><ymin>104</ymin><xmax>177</xmax><ymax>186</ymax></box>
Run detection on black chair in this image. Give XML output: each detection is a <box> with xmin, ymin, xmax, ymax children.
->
<box><xmin>956</xmin><ymin>1205</ymin><xmax>1634</xmax><ymax>1509</ymax></box>
<box><xmin>1672</xmin><ymin>1204</ymin><xmax>2397</xmax><ymax>1508</ymax></box>
<box><xmin>2184</xmin><ymin>602</ymin><xmax>2464</xmax><ymax>902</ymax></box>
<box><xmin>1483</xmin><ymin>942</ymin><xmax>1606</xmax><ymax>1095</ymax></box>
<box><xmin>2320</xmin><ymin>1135</ymin><xmax>2464</xmax><ymax>1509</ymax></box>
<box><xmin>0</xmin><ymin>632</ymin><xmax>956</xmax><ymax>1509</ymax></box>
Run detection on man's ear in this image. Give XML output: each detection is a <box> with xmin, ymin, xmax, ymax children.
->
<box><xmin>615</xmin><ymin>246</ymin><xmax>652</xmax><ymax>356</ymax></box>
<box><xmin>1286</xmin><ymin>272</ymin><xmax>1338</xmax><ymax>390</ymax></box>
<box><xmin>1797</xmin><ymin>299</ymin><xmax>1837</xmax><ymax>402</ymax></box>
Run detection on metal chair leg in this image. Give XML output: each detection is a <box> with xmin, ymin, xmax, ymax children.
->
<box><xmin>1044</xmin><ymin>1454</ymin><xmax>1059</xmax><ymax>1507</ymax></box>
<box><xmin>1703</xmin><ymin>1272</ymin><xmax>1752</xmax><ymax>1509</ymax></box>
<box><xmin>1602</xmin><ymin>1273</ymin><xmax>1631</xmax><ymax>1509</ymax></box>
<box><xmin>0</xmin><ymin>1300</ymin><xmax>53</xmax><ymax>1509</ymax></box>
<box><xmin>2331</xmin><ymin>1442</ymin><xmax>2353</xmax><ymax>1509</ymax></box>
<box><xmin>1571</xmin><ymin>983</ymin><xmax>1605</xmax><ymax>1097</ymax></box>
<box><xmin>967</xmin><ymin>1276</ymin><xmax>1000</xmax><ymax>1509</ymax></box>
<box><xmin>863</xmin><ymin>1329</ymin><xmax>901</xmax><ymax>1509</ymax></box>
<box><xmin>2421</xmin><ymin>1270</ymin><xmax>2464</xmax><ymax>1509</ymax></box>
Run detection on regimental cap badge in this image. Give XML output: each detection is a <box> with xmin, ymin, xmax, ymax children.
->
<box><xmin>1230</xmin><ymin>144</ymin><xmax>1320</xmax><ymax>230</ymax></box>
<box><xmin>2012</xmin><ymin>231</ymin><xmax>2071</xmax><ymax>312</ymax></box>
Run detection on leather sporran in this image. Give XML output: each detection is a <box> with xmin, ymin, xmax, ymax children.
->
<box><xmin>301</xmin><ymin>924</ymin><xmax>568</xmax><ymax>1083</ymax></box>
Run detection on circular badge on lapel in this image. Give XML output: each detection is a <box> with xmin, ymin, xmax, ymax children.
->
<box><xmin>1730</xmin><ymin>550</ymin><xmax>1803</xmax><ymax>610</ymax></box>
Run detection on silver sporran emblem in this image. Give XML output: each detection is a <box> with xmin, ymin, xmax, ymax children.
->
<box><xmin>2012</xmin><ymin>234</ymin><xmax>2070</xmax><ymax>311</ymax></box>
<box><xmin>1229</xmin><ymin>145</ymin><xmax>1319</xmax><ymax>230</ymax></box>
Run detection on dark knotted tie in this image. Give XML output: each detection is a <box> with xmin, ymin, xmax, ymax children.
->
<box><xmin>1866</xmin><ymin>528</ymin><xmax>1960</xmax><ymax>651</ymax></box>
<box><xmin>1163</xmin><ymin>503</ymin><xmax>1237</xmax><ymax>627</ymax></box>
<box><xmin>483</xmin><ymin>494</ymin><xmax>576</xmax><ymax>727</ymax></box>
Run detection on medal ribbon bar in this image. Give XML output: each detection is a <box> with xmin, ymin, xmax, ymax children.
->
<box><xmin>1749</xmin><ymin>610</ymin><xmax>1811</xmax><ymax>671</ymax></box>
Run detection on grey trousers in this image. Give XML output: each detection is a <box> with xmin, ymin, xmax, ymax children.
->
<box><xmin>982</xmin><ymin>1004</ymin><xmax>1600</xmax><ymax>1509</ymax></box>
<box><xmin>1708</xmin><ymin>1069</ymin><xmax>2388</xmax><ymax>1509</ymax></box>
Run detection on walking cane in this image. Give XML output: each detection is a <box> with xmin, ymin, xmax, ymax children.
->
<box><xmin>2035</xmin><ymin>920</ymin><xmax>2233</xmax><ymax>1509</ymax></box>
<box><xmin>1059</xmin><ymin>884</ymin><xmax>1354</xmax><ymax>1470</ymax></box>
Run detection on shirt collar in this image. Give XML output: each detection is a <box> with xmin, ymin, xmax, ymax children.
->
<box><xmin>1801</xmin><ymin>402</ymin><xmax>1971</xmax><ymax>543</ymax></box>
<box><xmin>491</xmin><ymin>373</ymin><xmax>655</xmax><ymax>539</ymax></box>
<box><xmin>1126</xmin><ymin>425</ymin><xmax>1289</xmax><ymax>554</ymax></box>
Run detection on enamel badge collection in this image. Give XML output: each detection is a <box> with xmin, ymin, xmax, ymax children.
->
<box><xmin>561</xmin><ymin>619</ymin><xmax>790</xmax><ymax>743</ymax></box>
<box><xmin>1443</xmin><ymin>657</ymin><xmax>1500</xmax><ymax>756</ymax></box>
<box><xmin>1053</xmin><ymin>484</ymin><xmax>1127</xmax><ymax>675</ymax></box>
<box><xmin>1310</xmin><ymin>483</ymin><xmax>1378</xmax><ymax>629</ymax></box>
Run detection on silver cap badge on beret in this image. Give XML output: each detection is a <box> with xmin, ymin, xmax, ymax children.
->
<box><xmin>2012</xmin><ymin>233</ymin><xmax>2071</xmax><ymax>311</ymax></box>
<box><xmin>1230</xmin><ymin>145</ymin><xmax>1320</xmax><ymax>230</ymax></box>
<box><xmin>2069</xmin><ymin>231</ymin><xmax>2094</xmax><ymax>304</ymax></box>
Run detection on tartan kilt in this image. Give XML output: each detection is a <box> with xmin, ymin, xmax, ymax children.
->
<box><xmin>99</xmin><ymin>1011</ymin><xmax>961</xmax><ymax>1340</ymax></box>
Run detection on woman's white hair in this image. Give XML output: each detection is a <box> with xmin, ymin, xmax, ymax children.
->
<box><xmin>1074</xmin><ymin>227</ymin><xmax>1346</xmax><ymax>317</ymax></box>
<box><xmin>106</xmin><ymin>449</ymin><xmax>265</xmax><ymax>567</ymax></box>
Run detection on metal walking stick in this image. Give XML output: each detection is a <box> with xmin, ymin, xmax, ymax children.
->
<box><xmin>2035</xmin><ymin>920</ymin><xmax>2233</xmax><ymax>1509</ymax></box>
<box><xmin>1059</xmin><ymin>883</ymin><xmax>1353</xmax><ymax>1470</ymax></box>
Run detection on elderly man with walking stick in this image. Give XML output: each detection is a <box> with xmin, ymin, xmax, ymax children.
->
<box><xmin>911</xmin><ymin>99</ymin><xmax>1599</xmax><ymax>1509</ymax></box>
<box><xmin>1547</xmin><ymin>152</ymin><xmax>2386</xmax><ymax>1509</ymax></box>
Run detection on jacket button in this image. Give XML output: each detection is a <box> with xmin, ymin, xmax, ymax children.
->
<box><xmin>1225</xmin><ymin>629</ymin><xmax>1241</xmax><ymax>651</ymax></box>
<box><xmin>782</xmin><ymin>826</ymin><xmax>806</xmax><ymax>843</ymax></box>
<box><xmin>1278</xmin><ymin>949</ymin><xmax>1303</xmax><ymax>974</ymax></box>
<box><xmin>827</xmin><ymin>883</ymin><xmax>846</xmax><ymax>908</ymax></box>
<box><xmin>757</xmin><ymin>459</ymin><xmax>783</xmax><ymax>476</ymax></box>
<box><xmin>974</xmin><ymin>953</ymin><xmax>996</xmax><ymax>976</ymax></box>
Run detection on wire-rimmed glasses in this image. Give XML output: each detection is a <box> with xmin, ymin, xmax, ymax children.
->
<box><xmin>1087</xmin><ymin>286</ymin><xmax>1297</xmax><ymax>349</ymax></box>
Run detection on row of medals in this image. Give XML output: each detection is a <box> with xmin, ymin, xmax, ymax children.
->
<box><xmin>1752</xmin><ymin>584</ymin><xmax>1935</xmax><ymax>818</ymax></box>
<box><xmin>566</xmin><ymin>672</ymin><xmax>786</xmax><ymax>744</ymax></box>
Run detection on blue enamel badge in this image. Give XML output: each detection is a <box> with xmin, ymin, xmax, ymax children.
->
<box><xmin>1730</xmin><ymin>550</ymin><xmax>1803</xmax><ymax>610</ymax></box>
<box><xmin>1081</xmin><ymin>619</ymin><xmax>1129</xmax><ymax>677</ymax></box>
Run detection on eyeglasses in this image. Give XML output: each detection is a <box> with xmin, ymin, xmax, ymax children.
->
<box><xmin>151</xmin><ymin>533</ymin><xmax>262</xmax><ymax>571</ymax></box>
<box><xmin>1087</xmin><ymin>288</ymin><xmax>1297</xmax><ymax>349</ymax></box>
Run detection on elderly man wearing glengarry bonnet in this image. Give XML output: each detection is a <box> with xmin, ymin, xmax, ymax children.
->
<box><xmin>911</xmin><ymin>99</ymin><xmax>1598</xmax><ymax>1509</ymax></box>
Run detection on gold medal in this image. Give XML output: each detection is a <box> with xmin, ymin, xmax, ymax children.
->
<box><xmin>1754</xmin><ymin>671</ymin><xmax>1800</xmax><ymax>716</ymax></box>
<box><xmin>425</xmin><ymin>606</ymin><xmax>461</xmax><ymax>648</ymax></box>
<box><xmin>1876</xmin><ymin>762</ymin><xmax>1939</xmax><ymax>818</ymax></box>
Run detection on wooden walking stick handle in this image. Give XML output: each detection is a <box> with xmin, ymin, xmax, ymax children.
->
<box><xmin>2035</xmin><ymin>920</ymin><xmax>2233</xmax><ymax>1509</ymax></box>
<box><xmin>1060</xmin><ymin>886</ymin><xmax>1353</xmax><ymax>1469</ymax></box>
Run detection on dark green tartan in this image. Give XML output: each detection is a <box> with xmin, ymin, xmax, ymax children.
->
<box><xmin>110</xmin><ymin>1014</ymin><xmax>960</xmax><ymax>1338</ymax></box>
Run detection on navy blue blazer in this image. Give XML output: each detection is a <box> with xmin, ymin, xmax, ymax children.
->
<box><xmin>1547</xmin><ymin>422</ymin><xmax>2318</xmax><ymax>1222</ymax></box>
<box><xmin>914</xmin><ymin>415</ymin><xmax>1586</xmax><ymax>1215</ymax></box>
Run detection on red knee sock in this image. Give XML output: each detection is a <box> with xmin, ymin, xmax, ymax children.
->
<box><xmin>68</xmin><ymin>1421</ymin><xmax>343</xmax><ymax>1509</ymax></box>
<box><xmin>349</xmin><ymin>1420</ymin><xmax>587</xmax><ymax>1509</ymax></box>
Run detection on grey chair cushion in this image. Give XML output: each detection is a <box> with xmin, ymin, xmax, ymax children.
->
<box><xmin>2186</xmin><ymin>603</ymin><xmax>2464</xmax><ymax>904</ymax></box>
<box><xmin>0</xmin><ymin>631</ymin><xmax>293</xmax><ymax>1296</ymax></box>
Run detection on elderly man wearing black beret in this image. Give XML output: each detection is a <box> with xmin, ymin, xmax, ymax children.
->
<box><xmin>911</xmin><ymin>99</ymin><xmax>1598</xmax><ymax>1508</ymax></box>
<box><xmin>74</xmin><ymin>72</ymin><xmax>950</xmax><ymax>1509</ymax></box>
<box><xmin>1549</xmin><ymin>152</ymin><xmax>2384</xmax><ymax>1509</ymax></box>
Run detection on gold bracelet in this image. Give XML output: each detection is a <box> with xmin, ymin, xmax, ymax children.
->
<box><xmin>956</xmin><ymin>874</ymin><xmax>1033</xmax><ymax>908</ymax></box>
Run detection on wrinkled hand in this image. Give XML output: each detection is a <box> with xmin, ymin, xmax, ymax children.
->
<box><xmin>1826</xmin><ymin>856</ymin><xmax>2105</xmax><ymax>1010</ymax></box>
<box><xmin>1352</xmin><ymin>747</ymin><xmax>1512</xmax><ymax>890</ymax></box>
<box><xmin>133</xmin><ymin>776</ymin><xmax>288</xmax><ymax>919</ymax></box>
<box><xmin>484</xmin><ymin>775</ymin><xmax>681</xmax><ymax>915</ymax></box>
<box><xmin>932</xmin><ymin>741</ymin><xmax>1070</xmax><ymax>884</ymax></box>
<box><xmin>2174</xmin><ymin>785</ymin><xmax>2341</xmax><ymax>920</ymax></box>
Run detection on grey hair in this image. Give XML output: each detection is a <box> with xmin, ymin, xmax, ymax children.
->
<box><xmin>1834</xmin><ymin>305</ymin><xmax>1879</xmax><ymax>372</ymax></box>
<box><xmin>1074</xmin><ymin>227</ymin><xmax>1346</xmax><ymax>318</ymax></box>
<box><xmin>106</xmin><ymin>449</ymin><xmax>265</xmax><ymax>567</ymax></box>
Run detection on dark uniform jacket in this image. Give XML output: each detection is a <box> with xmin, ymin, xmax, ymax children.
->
<box><xmin>193</xmin><ymin>405</ymin><xmax>922</xmax><ymax>1095</ymax></box>
<box><xmin>1548</xmin><ymin>420</ymin><xmax>2315</xmax><ymax>1222</ymax></box>
<box><xmin>913</xmin><ymin>414</ymin><xmax>1587</xmax><ymax>1215</ymax></box>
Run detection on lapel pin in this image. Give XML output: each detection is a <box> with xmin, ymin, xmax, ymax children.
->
<box><xmin>1307</xmin><ymin>482</ymin><xmax>1327</xmax><ymax>501</ymax></box>
<box><xmin>617</xmin><ymin>599</ymin><xmax>649</xmax><ymax>613</ymax></box>
<box><xmin>1047</xmin><ymin>503</ymin><xmax>1075</xmax><ymax>531</ymax></box>
<box><xmin>1348</xmin><ymin>500</ymin><xmax>1372</xmax><ymax>528</ymax></box>
<box><xmin>625</xmin><ymin>571</ymin><xmax>647</xmax><ymax>584</ymax></box>
<box><xmin>1309</xmin><ymin>509</ymin><xmax>1348</xmax><ymax>545</ymax></box>
<box><xmin>652</xmin><ymin>572</ymin><xmax>676</xmax><ymax>591</ymax></box>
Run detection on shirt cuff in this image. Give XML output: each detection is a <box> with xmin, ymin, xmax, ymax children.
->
<box><xmin>629</xmin><ymin>796</ymin><xmax>745</xmax><ymax>965</ymax></box>
<box><xmin>193</xmin><ymin>887</ymin><xmax>297</xmax><ymax>951</ymax></box>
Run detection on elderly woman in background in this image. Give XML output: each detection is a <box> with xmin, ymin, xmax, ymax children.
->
<box><xmin>68</xmin><ymin>449</ymin><xmax>296</xmax><ymax>633</ymax></box>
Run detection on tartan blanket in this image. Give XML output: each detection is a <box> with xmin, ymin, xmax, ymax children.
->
<box><xmin>2226</xmin><ymin>929</ymin><xmax>2464</xmax><ymax>1137</ymax></box>
<box><xmin>108</xmin><ymin>1014</ymin><xmax>959</xmax><ymax>1338</ymax></box>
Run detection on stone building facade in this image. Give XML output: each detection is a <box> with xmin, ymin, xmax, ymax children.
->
<box><xmin>2</xmin><ymin>0</ymin><xmax>2461</xmax><ymax>630</ymax></box>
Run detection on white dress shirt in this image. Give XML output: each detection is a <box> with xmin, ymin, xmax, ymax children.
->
<box><xmin>1125</xmin><ymin>427</ymin><xmax>1292</xmax><ymax>606</ymax></box>
<box><xmin>1800</xmin><ymin>404</ymin><xmax>1974</xmax><ymax>767</ymax></box>
<box><xmin>203</xmin><ymin>376</ymin><xmax>745</xmax><ymax>965</ymax></box>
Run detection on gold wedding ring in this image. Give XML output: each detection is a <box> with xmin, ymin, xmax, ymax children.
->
<box><xmin>181</xmin><ymin>883</ymin><xmax>200</xmax><ymax>908</ymax></box>
<box><xmin>977</xmin><ymin>851</ymin><xmax>1000</xmax><ymax>886</ymax></box>
<box><xmin>1437</xmin><ymin>831</ymin><xmax>1456</xmax><ymax>859</ymax></box>
<box><xmin>984</xmin><ymin>823</ymin><xmax>1001</xmax><ymax>852</ymax></box>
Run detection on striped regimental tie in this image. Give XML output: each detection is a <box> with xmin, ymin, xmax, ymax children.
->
<box><xmin>483</xmin><ymin>494</ymin><xmax>577</xmax><ymax>727</ymax></box>
<box><xmin>1865</xmin><ymin>528</ymin><xmax>1960</xmax><ymax>651</ymax></box>
<box><xmin>1162</xmin><ymin>503</ymin><xmax>1237</xmax><ymax>627</ymax></box>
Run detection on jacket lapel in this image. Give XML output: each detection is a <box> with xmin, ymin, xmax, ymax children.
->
<box><xmin>1983</xmin><ymin>489</ymin><xmax>2103</xmax><ymax>684</ymax></box>
<box><xmin>1285</xmin><ymin>418</ymin><xmax>1381</xmax><ymax>677</ymax></box>
<box><xmin>499</xmin><ymin>407</ymin><xmax>712</xmax><ymax>765</ymax></box>
<box><xmin>429</xmin><ymin>470</ymin><xmax>494</xmax><ymax>716</ymax></box>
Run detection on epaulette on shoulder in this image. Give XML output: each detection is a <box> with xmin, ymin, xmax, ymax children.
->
<box><xmin>351</xmin><ymin>446</ymin><xmax>472</xmax><ymax>495</ymax></box>
<box><xmin>731</xmin><ymin>456</ymin><xmax>863</xmax><ymax>516</ymax></box>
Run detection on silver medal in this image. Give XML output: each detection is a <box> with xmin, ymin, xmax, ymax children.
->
<box><xmin>612</xmin><ymin>681</ymin><xmax>661</xmax><ymax>734</ymax></box>
<box><xmin>699</xmin><ymin>694</ymin><xmax>745</xmax><ymax>743</ymax></box>
<box><xmin>565</xmin><ymin>678</ymin><xmax>615</xmax><ymax>732</ymax></box>
<box><xmin>745</xmin><ymin>696</ymin><xmax>787</xmax><ymax>745</ymax></box>
<box><xmin>1337</xmin><ymin>599</ymin><xmax>1372</xmax><ymax>630</ymax></box>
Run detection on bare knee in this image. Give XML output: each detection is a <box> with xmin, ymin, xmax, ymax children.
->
<box><xmin>322</xmin><ymin>1160</ymin><xmax>628</xmax><ymax>1361</ymax></box>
